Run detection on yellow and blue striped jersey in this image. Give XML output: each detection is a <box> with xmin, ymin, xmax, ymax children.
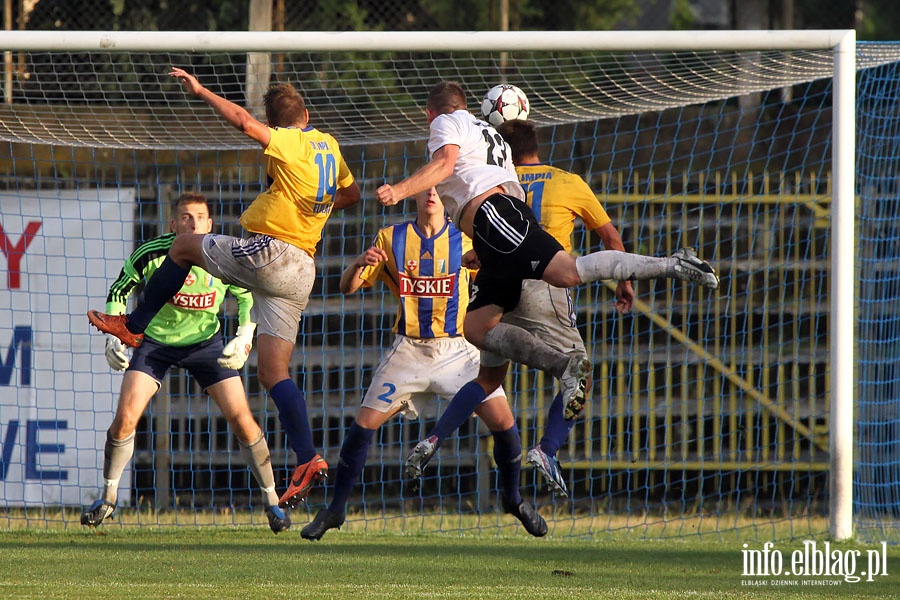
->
<box><xmin>240</xmin><ymin>126</ymin><xmax>355</xmax><ymax>257</ymax></box>
<box><xmin>359</xmin><ymin>219</ymin><xmax>472</xmax><ymax>339</ymax></box>
<box><xmin>516</xmin><ymin>163</ymin><xmax>611</xmax><ymax>254</ymax></box>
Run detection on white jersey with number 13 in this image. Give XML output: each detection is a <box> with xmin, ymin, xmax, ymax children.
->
<box><xmin>427</xmin><ymin>109</ymin><xmax>525</xmax><ymax>223</ymax></box>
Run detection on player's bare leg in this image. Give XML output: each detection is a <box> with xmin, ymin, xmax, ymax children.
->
<box><xmin>82</xmin><ymin>371</ymin><xmax>156</xmax><ymax>527</ymax></box>
<box><xmin>209</xmin><ymin>377</ymin><xmax>289</xmax><ymax>533</ymax></box>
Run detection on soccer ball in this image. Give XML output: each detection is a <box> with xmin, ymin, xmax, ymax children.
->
<box><xmin>480</xmin><ymin>84</ymin><xmax>529</xmax><ymax>127</ymax></box>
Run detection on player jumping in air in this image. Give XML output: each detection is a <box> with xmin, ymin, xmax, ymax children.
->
<box><xmin>375</xmin><ymin>81</ymin><xmax>718</xmax><ymax>481</ymax></box>
<box><xmin>420</xmin><ymin>118</ymin><xmax>637</xmax><ymax>498</ymax></box>
<box><xmin>88</xmin><ymin>68</ymin><xmax>361</xmax><ymax>509</ymax></box>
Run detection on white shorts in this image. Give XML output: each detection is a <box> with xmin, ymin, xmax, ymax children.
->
<box><xmin>481</xmin><ymin>279</ymin><xmax>586</xmax><ymax>368</ymax></box>
<box><xmin>362</xmin><ymin>335</ymin><xmax>505</xmax><ymax>419</ymax></box>
<box><xmin>200</xmin><ymin>234</ymin><xmax>315</xmax><ymax>342</ymax></box>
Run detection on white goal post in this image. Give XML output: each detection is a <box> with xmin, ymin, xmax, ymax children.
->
<box><xmin>0</xmin><ymin>29</ymin><xmax>856</xmax><ymax>540</ymax></box>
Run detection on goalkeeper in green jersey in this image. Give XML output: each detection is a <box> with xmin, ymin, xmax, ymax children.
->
<box><xmin>80</xmin><ymin>192</ymin><xmax>289</xmax><ymax>534</ymax></box>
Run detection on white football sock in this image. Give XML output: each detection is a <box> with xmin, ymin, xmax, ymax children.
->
<box><xmin>575</xmin><ymin>250</ymin><xmax>674</xmax><ymax>284</ymax></box>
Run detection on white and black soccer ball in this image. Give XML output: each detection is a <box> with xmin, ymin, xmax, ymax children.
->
<box><xmin>480</xmin><ymin>84</ymin><xmax>529</xmax><ymax>127</ymax></box>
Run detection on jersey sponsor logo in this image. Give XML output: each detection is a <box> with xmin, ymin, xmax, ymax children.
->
<box><xmin>399</xmin><ymin>273</ymin><xmax>456</xmax><ymax>297</ymax></box>
<box><xmin>169</xmin><ymin>291</ymin><xmax>217</xmax><ymax>309</ymax></box>
<box><xmin>437</xmin><ymin>259</ymin><xmax>446</xmax><ymax>274</ymax></box>
<box><xmin>421</xmin><ymin>250</ymin><xmax>433</xmax><ymax>259</ymax></box>
<box><xmin>531</xmin><ymin>261</ymin><xmax>540</xmax><ymax>271</ymax></box>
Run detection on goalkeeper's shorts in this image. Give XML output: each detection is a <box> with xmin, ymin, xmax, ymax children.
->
<box><xmin>128</xmin><ymin>335</ymin><xmax>237</xmax><ymax>390</ymax></box>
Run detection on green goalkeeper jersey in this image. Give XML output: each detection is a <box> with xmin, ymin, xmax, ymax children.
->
<box><xmin>105</xmin><ymin>233</ymin><xmax>253</xmax><ymax>347</ymax></box>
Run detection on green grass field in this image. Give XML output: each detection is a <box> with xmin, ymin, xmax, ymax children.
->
<box><xmin>1</xmin><ymin>519</ymin><xmax>897</xmax><ymax>599</ymax></box>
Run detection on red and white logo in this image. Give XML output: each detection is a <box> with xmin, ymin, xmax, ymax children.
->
<box><xmin>169</xmin><ymin>291</ymin><xmax>216</xmax><ymax>309</ymax></box>
<box><xmin>406</xmin><ymin>259</ymin><xmax>418</xmax><ymax>272</ymax></box>
<box><xmin>183</xmin><ymin>272</ymin><xmax>196</xmax><ymax>286</ymax></box>
<box><xmin>399</xmin><ymin>273</ymin><xmax>456</xmax><ymax>297</ymax></box>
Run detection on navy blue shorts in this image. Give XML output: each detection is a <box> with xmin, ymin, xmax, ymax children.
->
<box><xmin>126</xmin><ymin>335</ymin><xmax>239</xmax><ymax>391</ymax></box>
<box><xmin>469</xmin><ymin>193</ymin><xmax>564</xmax><ymax>312</ymax></box>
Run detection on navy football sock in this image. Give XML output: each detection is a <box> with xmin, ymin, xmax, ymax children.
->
<box><xmin>127</xmin><ymin>255</ymin><xmax>190</xmax><ymax>333</ymax></box>
<box><xmin>539</xmin><ymin>392</ymin><xmax>574</xmax><ymax>457</ymax></box>
<box><xmin>429</xmin><ymin>380</ymin><xmax>487</xmax><ymax>444</ymax></box>
<box><xmin>492</xmin><ymin>425</ymin><xmax>523</xmax><ymax>507</ymax></box>
<box><xmin>328</xmin><ymin>422</ymin><xmax>376</xmax><ymax>513</ymax></box>
<box><xmin>269</xmin><ymin>379</ymin><xmax>315</xmax><ymax>464</ymax></box>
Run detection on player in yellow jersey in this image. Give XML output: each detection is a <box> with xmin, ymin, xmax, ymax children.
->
<box><xmin>88</xmin><ymin>68</ymin><xmax>361</xmax><ymax>508</ymax></box>
<box><xmin>299</xmin><ymin>189</ymin><xmax>546</xmax><ymax>540</ymax></box>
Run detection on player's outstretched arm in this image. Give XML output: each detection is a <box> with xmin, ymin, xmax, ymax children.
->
<box><xmin>339</xmin><ymin>247</ymin><xmax>388</xmax><ymax>294</ymax></box>
<box><xmin>376</xmin><ymin>144</ymin><xmax>458</xmax><ymax>206</ymax></box>
<box><xmin>168</xmin><ymin>67</ymin><xmax>270</xmax><ymax>147</ymax></box>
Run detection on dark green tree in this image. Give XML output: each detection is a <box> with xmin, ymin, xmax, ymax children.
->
<box><xmin>25</xmin><ymin>0</ymin><xmax>247</xmax><ymax>31</ymax></box>
<box><xmin>856</xmin><ymin>0</ymin><xmax>900</xmax><ymax>40</ymax></box>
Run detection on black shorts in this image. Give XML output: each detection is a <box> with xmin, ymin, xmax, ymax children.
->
<box><xmin>127</xmin><ymin>335</ymin><xmax>239</xmax><ymax>391</ymax></box>
<box><xmin>469</xmin><ymin>193</ymin><xmax>564</xmax><ymax>312</ymax></box>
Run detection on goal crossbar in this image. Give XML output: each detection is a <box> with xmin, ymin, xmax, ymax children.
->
<box><xmin>0</xmin><ymin>29</ymin><xmax>854</xmax><ymax>53</ymax></box>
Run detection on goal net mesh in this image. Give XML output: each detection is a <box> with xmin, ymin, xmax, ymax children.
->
<box><xmin>0</xmin><ymin>40</ymin><xmax>896</xmax><ymax>542</ymax></box>
<box><xmin>0</xmin><ymin>48</ymin><xmax>863</xmax><ymax>148</ymax></box>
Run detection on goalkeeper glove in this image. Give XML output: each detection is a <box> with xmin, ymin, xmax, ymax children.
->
<box><xmin>218</xmin><ymin>323</ymin><xmax>256</xmax><ymax>370</ymax></box>
<box><xmin>104</xmin><ymin>334</ymin><xmax>130</xmax><ymax>371</ymax></box>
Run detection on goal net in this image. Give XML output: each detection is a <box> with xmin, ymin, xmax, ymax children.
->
<box><xmin>0</xmin><ymin>30</ymin><xmax>885</xmax><ymax>541</ymax></box>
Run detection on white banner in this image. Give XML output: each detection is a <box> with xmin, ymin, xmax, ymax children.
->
<box><xmin>0</xmin><ymin>188</ymin><xmax>134</xmax><ymax>506</ymax></box>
